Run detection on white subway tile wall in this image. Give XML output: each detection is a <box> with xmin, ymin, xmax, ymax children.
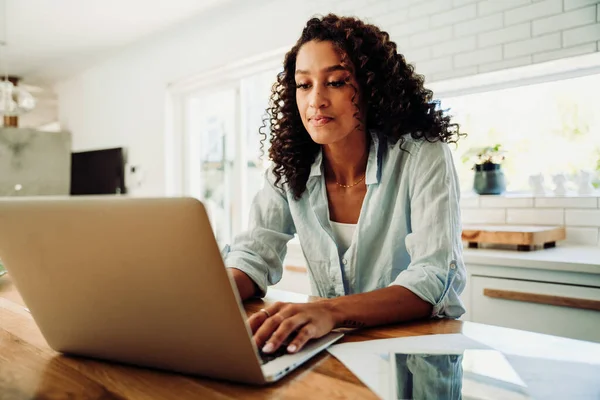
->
<box><xmin>534</xmin><ymin>197</ymin><xmax>598</xmax><ymax>208</ymax></box>
<box><xmin>479</xmin><ymin>196</ymin><xmax>534</xmax><ymax>208</ymax></box>
<box><xmin>532</xmin><ymin>6</ymin><xmax>597</xmax><ymax>36</ymax></box>
<box><xmin>565</xmin><ymin>209</ymin><xmax>600</xmax><ymax>226</ymax></box>
<box><xmin>478</xmin><ymin>55</ymin><xmax>533</xmax><ymax>72</ymax></box>
<box><xmin>461</xmin><ymin>195</ymin><xmax>600</xmax><ymax>245</ymax></box>
<box><xmin>504</xmin><ymin>32</ymin><xmax>562</xmax><ymax>58</ymax></box>
<box><xmin>432</xmin><ymin>36</ymin><xmax>477</xmax><ymax>57</ymax></box>
<box><xmin>403</xmin><ymin>47</ymin><xmax>432</xmax><ymax>63</ymax></box>
<box><xmin>431</xmin><ymin>4</ymin><xmax>478</xmax><ymax>27</ymax></box>
<box><xmin>504</xmin><ymin>0</ymin><xmax>563</xmax><ymax>26</ymax></box>
<box><xmin>410</xmin><ymin>26</ymin><xmax>455</xmax><ymax>47</ymax></box>
<box><xmin>564</xmin><ymin>0</ymin><xmax>600</xmax><ymax>11</ymax></box>
<box><xmin>454</xmin><ymin>14</ymin><xmax>504</xmax><ymax>37</ymax></box>
<box><xmin>429</xmin><ymin>66</ymin><xmax>479</xmax><ymax>81</ymax></box>
<box><xmin>389</xmin><ymin>17</ymin><xmax>430</xmax><ymax>38</ymax></box>
<box><xmin>409</xmin><ymin>0</ymin><xmax>454</xmax><ymax>19</ymax></box>
<box><xmin>563</xmin><ymin>23</ymin><xmax>600</xmax><ymax>46</ymax></box>
<box><xmin>478</xmin><ymin>23</ymin><xmax>531</xmax><ymax>47</ymax></box>
<box><xmin>461</xmin><ymin>195</ymin><xmax>481</xmax><ymax>208</ymax></box>
<box><xmin>506</xmin><ymin>208</ymin><xmax>565</xmax><ymax>225</ymax></box>
<box><xmin>416</xmin><ymin>56</ymin><xmax>454</xmax><ymax>74</ymax></box>
<box><xmin>533</xmin><ymin>42</ymin><xmax>598</xmax><ymax>63</ymax></box>
<box><xmin>477</xmin><ymin>0</ymin><xmax>532</xmax><ymax>17</ymax></box>
<box><xmin>331</xmin><ymin>0</ymin><xmax>600</xmax><ymax>82</ymax></box>
<box><xmin>453</xmin><ymin>0</ymin><xmax>479</xmax><ymax>6</ymax></box>
<box><xmin>462</xmin><ymin>208</ymin><xmax>507</xmax><ymax>224</ymax></box>
<box><xmin>564</xmin><ymin>227</ymin><xmax>600</xmax><ymax>245</ymax></box>
<box><xmin>454</xmin><ymin>45</ymin><xmax>503</xmax><ymax>67</ymax></box>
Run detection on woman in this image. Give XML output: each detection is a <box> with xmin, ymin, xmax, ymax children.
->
<box><xmin>223</xmin><ymin>14</ymin><xmax>466</xmax><ymax>356</ymax></box>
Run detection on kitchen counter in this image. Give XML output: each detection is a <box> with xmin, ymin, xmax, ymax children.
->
<box><xmin>463</xmin><ymin>244</ymin><xmax>600</xmax><ymax>274</ymax></box>
<box><xmin>287</xmin><ymin>241</ymin><xmax>600</xmax><ymax>275</ymax></box>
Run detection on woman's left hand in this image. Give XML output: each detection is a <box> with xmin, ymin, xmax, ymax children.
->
<box><xmin>248</xmin><ymin>301</ymin><xmax>338</xmax><ymax>354</ymax></box>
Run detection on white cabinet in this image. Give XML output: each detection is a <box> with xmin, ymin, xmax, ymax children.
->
<box><xmin>469</xmin><ymin>275</ymin><xmax>600</xmax><ymax>342</ymax></box>
<box><xmin>462</xmin><ymin>247</ymin><xmax>600</xmax><ymax>343</ymax></box>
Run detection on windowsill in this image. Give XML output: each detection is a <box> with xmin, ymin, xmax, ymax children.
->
<box><xmin>461</xmin><ymin>191</ymin><xmax>600</xmax><ymax>209</ymax></box>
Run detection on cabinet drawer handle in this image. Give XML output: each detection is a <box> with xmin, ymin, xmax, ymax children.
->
<box><xmin>483</xmin><ymin>288</ymin><xmax>600</xmax><ymax>312</ymax></box>
<box><xmin>285</xmin><ymin>265</ymin><xmax>307</xmax><ymax>273</ymax></box>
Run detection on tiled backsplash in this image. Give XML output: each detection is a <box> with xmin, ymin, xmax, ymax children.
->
<box><xmin>461</xmin><ymin>194</ymin><xmax>600</xmax><ymax>246</ymax></box>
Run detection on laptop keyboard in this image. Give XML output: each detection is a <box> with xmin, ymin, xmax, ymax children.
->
<box><xmin>258</xmin><ymin>338</ymin><xmax>292</xmax><ymax>365</ymax></box>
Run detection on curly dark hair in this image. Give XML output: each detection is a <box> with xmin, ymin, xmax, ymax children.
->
<box><xmin>260</xmin><ymin>14</ymin><xmax>462</xmax><ymax>200</ymax></box>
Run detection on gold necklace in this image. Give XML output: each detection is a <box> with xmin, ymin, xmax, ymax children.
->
<box><xmin>335</xmin><ymin>174</ymin><xmax>365</xmax><ymax>188</ymax></box>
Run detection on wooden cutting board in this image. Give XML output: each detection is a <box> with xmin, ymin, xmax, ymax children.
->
<box><xmin>462</xmin><ymin>225</ymin><xmax>566</xmax><ymax>249</ymax></box>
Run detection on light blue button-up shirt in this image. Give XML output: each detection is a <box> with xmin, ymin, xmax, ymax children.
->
<box><xmin>223</xmin><ymin>132</ymin><xmax>466</xmax><ymax>318</ymax></box>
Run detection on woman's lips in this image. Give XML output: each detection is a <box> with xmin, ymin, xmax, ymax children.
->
<box><xmin>310</xmin><ymin>116</ymin><xmax>333</xmax><ymax>127</ymax></box>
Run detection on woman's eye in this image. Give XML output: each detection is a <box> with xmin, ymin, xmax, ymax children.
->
<box><xmin>296</xmin><ymin>83</ymin><xmax>310</xmax><ymax>90</ymax></box>
<box><xmin>327</xmin><ymin>80</ymin><xmax>346</xmax><ymax>88</ymax></box>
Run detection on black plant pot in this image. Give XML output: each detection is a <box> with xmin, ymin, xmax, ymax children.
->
<box><xmin>473</xmin><ymin>163</ymin><xmax>506</xmax><ymax>195</ymax></box>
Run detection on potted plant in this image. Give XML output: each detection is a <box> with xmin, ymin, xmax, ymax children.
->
<box><xmin>462</xmin><ymin>144</ymin><xmax>506</xmax><ymax>195</ymax></box>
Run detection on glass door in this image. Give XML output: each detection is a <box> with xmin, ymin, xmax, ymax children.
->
<box><xmin>181</xmin><ymin>68</ymin><xmax>280</xmax><ymax>247</ymax></box>
<box><xmin>184</xmin><ymin>87</ymin><xmax>238</xmax><ymax>248</ymax></box>
<box><xmin>239</xmin><ymin>68</ymin><xmax>279</xmax><ymax>230</ymax></box>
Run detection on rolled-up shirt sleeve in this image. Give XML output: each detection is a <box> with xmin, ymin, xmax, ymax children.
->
<box><xmin>390</xmin><ymin>141</ymin><xmax>466</xmax><ymax>318</ymax></box>
<box><xmin>223</xmin><ymin>168</ymin><xmax>296</xmax><ymax>297</ymax></box>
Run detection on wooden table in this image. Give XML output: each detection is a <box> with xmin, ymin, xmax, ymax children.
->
<box><xmin>1</xmin><ymin>275</ymin><xmax>599</xmax><ymax>399</ymax></box>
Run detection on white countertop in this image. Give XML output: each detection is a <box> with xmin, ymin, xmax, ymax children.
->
<box><xmin>287</xmin><ymin>241</ymin><xmax>600</xmax><ymax>275</ymax></box>
<box><xmin>463</xmin><ymin>245</ymin><xmax>600</xmax><ymax>274</ymax></box>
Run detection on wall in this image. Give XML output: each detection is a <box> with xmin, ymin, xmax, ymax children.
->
<box><xmin>55</xmin><ymin>0</ymin><xmax>323</xmax><ymax>196</ymax></box>
<box><xmin>354</xmin><ymin>0</ymin><xmax>600</xmax><ymax>81</ymax></box>
<box><xmin>55</xmin><ymin>0</ymin><xmax>600</xmax><ymax>196</ymax></box>
<box><xmin>461</xmin><ymin>194</ymin><xmax>600</xmax><ymax>246</ymax></box>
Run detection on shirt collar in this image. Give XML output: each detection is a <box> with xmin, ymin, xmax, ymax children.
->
<box><xmin>308</xmin><ymin>130</ymin><xmax>382</xmax><ymax>185</ymax></box>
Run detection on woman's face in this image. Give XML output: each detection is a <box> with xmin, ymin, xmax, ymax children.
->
<box><xmin>295</xmin><ymin>40</ymin><xmax>364</xmax><ymax>145</ymax></box>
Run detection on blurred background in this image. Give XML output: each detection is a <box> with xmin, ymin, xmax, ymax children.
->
<box><xmin>1</xmin><ymin>0</ymin><xmax>599</xmax><ymax>248</ymax></box>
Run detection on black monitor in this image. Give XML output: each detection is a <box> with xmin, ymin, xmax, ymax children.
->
<box><xmin>70</xmin><ymin>147</ymin><xmax>126</xmax><ymax>195</ymax></box>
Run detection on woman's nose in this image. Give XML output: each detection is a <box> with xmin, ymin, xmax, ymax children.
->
<box><xmin>308</xmin><ymin>87</ymin><xmax>329</xmax><ymax>109</ymax></box>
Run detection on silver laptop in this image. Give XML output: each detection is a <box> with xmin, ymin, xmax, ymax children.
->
<box><xmin>0</xmin><ymin>196</ymin><xmax>343</xmax><ymax>384</ymax></box>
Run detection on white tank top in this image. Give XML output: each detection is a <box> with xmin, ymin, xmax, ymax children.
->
<box><xmin>330</xmin><ymin>220</ymin><xmax>357</xmax><ymax>255</ymax></box>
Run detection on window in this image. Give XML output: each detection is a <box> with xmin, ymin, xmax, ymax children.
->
<box><xmin>240</xmin><ymin>69</ymin><xmax>279</xmax><ymax>230</ymax></box>
<box><xmin>167</xmin><ymin>51</ymin><xmax>283</xmax><ymax>245</ymax></box>
<box><xmin>430</xmin><ymin>52</ymin><xmax>600</xmax><ymax>195</ymax></box>
<box><xmin>185</xmin><ymin>87</ymin><xmax>237</xmax><ymax>246</ymax></box>
<box><xmin>441</xmin><ymin>72</ymin><xmax>600</xmax><ymax>193</ymax></box>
